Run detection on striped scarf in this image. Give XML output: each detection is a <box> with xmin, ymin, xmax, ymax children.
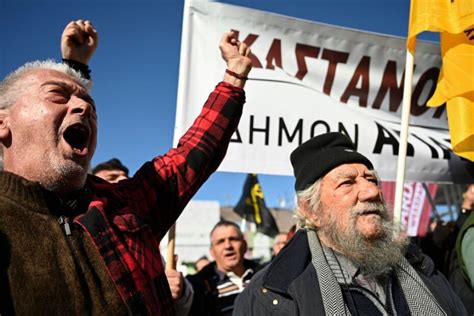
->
<box><xmin>306</xmin><ymin>229</ymin><xmax>447</xmax><ymax>315</ymax></box>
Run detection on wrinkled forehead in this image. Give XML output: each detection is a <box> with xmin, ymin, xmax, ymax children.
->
<box><xmin>22</xmin><ymin>68</ymin><xmax>87</xmax><ymax>92</ymax></box>
<box><xmin>211</xmin><ymin>225</ymin><xmax>241</xmax><ymax>241</ymax></box>
<box><xmin>324</xmin><ymin>163</ymin><xmax>375</xmax><ymax>181</ymax></box>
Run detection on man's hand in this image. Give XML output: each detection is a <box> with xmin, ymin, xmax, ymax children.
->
<box><xmin>219</xmin><ymin>31</ymin><xmax>252</xmax><ymax>88</ymax></box>
<box><xmin>165</xmin><ymin>269</ymin><xmax>184</xmax><ymax>300</ymax></box>
<box><xmin>61</xmin><ymin>20</ymin><xmax>98</xmax><ymax>65</ymax></box>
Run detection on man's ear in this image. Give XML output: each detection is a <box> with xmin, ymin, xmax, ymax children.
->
<box><xmin>0</xmin><ymin>110</ymin><xmax>11</xmax><ymax>143</ymax></box>
<box><xmin>301</xmin><ymin>201</ymin><xmax>321</xmax><ymax>227</ymax></box>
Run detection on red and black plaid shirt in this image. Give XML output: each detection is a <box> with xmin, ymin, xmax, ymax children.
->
<box><xmin>74</xmin><ymin>82</ymin><xmax>245</xmax><ymax>315</ymax></box>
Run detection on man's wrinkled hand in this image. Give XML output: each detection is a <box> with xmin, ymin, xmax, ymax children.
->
<box><xmin>219</xmin><ymin>31</ymin><xmax>252</xmax><ymax>88</ymax></box>
<box><xmin>165</xmin><ymin>269</ymin><xmax>184</xmax><ymax>300</ymax></box>
<box><xmin>61</xmin><ymin>19</ymin><xmax>98</xmax><ymax>65</ymax></box>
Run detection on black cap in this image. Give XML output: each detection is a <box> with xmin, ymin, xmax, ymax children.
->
<box><xmin>290</xmin><ymin>132</ymin><xmax>373</xmax><ymax>191</ymax></box>
<box><xmin>92</xmin><ymin>158</ymin><xmax>129</xmax><ymax>176</ymax></box>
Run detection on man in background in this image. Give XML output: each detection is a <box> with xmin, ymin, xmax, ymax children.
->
<box><xmin>187</xmin><ymin>220</ymin><xmax>259</xmax><ymax>315</ymax></box>
<box><xmin>194</xmin><ymin>256</ymin><xmax>211</xmax><ymax>272</ymax></box>
<box><xmin>92</xmin><ymin>158</ymin><xmax>128</xmax><ymax>183</ymax></box>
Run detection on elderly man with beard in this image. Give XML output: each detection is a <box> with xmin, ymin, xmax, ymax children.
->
<box><xmin>0</xmin><ymin>20</ymin><xmax>252</xmax><ymax>314</ymax></box>
<box><xmin>234</xmin><ymin>132</ymin><xmax>467</xmax><ymax>316</ymax></box>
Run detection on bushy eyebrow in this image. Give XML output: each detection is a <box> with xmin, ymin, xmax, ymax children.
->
<box><xmin>41</xmin><ymin>81</ymin><xmax>96</xmax><ymax>111</ymax></box>
<box><xmin>333</xmin><ymin>169</ymin><xmax>357</xmax><ymax>179</ymax></box>
<box><xmin>333</xmin><ymin>169</ymin><xmax>378</xmax><ymax>180</ymax></box>
<box><xmin>365</xmin><ymin>170</ymin><xmax>378</xmax><ymax>179</ymax></box>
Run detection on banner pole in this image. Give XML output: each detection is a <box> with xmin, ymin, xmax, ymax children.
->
<box><xmin>393</xmin><ymin>48</ymin><xmax>415</xmax><ymax>226</ymax></box>
<box><xmin>166</xmin><ymin>224</ymin><xmax>176</xmax><ymax>270</ymax></box>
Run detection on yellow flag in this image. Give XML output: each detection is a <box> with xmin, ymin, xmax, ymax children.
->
<box><xmin>407</xmin><ymin>0</ymin><xmax>474</xmax><ymax>161</ymax></box>
<box><xmin>444</xmin><ymin>94</ymin><xmax>474</xmax><ymax>161</ymax></box>
<box><xmin>428</xmin><ymin>30</ymin><xmax>474</xmax><ymax>104</ymax></box>
<box><xmin>407</xmin><ymin>0</ymin><xmax>474</xmax><ymax>51</ymax></box>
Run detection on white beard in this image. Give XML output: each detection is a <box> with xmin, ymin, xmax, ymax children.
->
<box><xmin>319</xmin><ymin>202</ymin><xmax>408</xmax><ymax>277</ymax></box>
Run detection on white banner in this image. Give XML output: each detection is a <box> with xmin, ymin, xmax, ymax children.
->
<box><xmin>175</xmin><ymin>1</ymin><xmax>474</xmax><ymax>183</ymax></box>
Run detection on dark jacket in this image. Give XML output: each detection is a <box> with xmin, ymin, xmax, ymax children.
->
<box><xmin>234</xmin><ymin>230</ymin><xmax>467</xmax><ymax>316</ymax></box>
<box><xmin>187</xmin><ymin>259</ymin><xmax>259</xmax><ymax>315</ymax></box>
<box><xmin>448</xmin><ymin>211</ymin><xmax>474</xmax><ymax>314</ymax></box>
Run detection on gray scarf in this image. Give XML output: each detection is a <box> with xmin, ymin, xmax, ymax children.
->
<box><xmin>306</xmin><ymin>229</ymin><xmax>446</xmax><ymax>315</ymax></box>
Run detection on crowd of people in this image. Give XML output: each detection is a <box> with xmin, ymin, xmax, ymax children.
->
<box><xmin>0</xmin><ymin>19</ymin><xmax>472</xmax><ymax>316</ymax></box>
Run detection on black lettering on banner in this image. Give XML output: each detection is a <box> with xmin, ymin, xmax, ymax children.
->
<box><xmin>230</xmin><ymin>128</ymin><xmax>243</xmax><ymax>143</ymax></box>
<box><xmin>373</xmin><ymin>122</ymin><xmax>414</xmax><ymax>156</ymax></box>
<box><xmin>278</xmin><ymin>118</ymin><xmax>303</xmax><ymax>146</ymax></box>
<box><xmin>392</xmin><ymin>129</ymin><xmax>414</xmax><ymax>156</ymax></box>
<box><xmin>249</xmin><ymin>115</ymin><xmax>270</xmax><ymax>145</ymax></box>
<box><xmin>428</xmin><ymin>136</ymin><xmax>451</xmax><ymax>160</ymax></box>
<box><xmin>412</xmin><ymin>134</ymin><xmax>439</xmax><ymax>159</ymax></box>
<box><xmin>411</xmin><ymin>67</ymin><xmax>439</xmax><ymax>117</ymax></box>
<box><xmin>310</xmin><ymin>120</ymin><xmax>330</xmax><ymax>137</ymax></box>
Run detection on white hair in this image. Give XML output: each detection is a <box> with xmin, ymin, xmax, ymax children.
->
<box><xmin>0</xmin><ymin>59</ymin><xmax>91</xmax><ymax>110</ymax></box>
<box><xmin>295</xmin><ymin>179</ymin><xmax>322</xmax><ymax>230</ymax></box>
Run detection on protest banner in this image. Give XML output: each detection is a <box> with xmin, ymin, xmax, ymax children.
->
<box><xmin>175</xmin><ymin>0</ymin><xmax>474</xmax><ymax>183</ymax></box>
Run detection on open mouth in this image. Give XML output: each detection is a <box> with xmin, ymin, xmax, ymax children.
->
<box><xmin>63</xmin><ymin>123</ymin><xmax>90</xmax><ymax>155</ymax></box>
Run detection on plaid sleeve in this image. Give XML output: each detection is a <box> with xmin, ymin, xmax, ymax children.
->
<box><xmin>116</xmin><ymin>82</ymin><xmax>246</xmax><ymax>240</ymax></box>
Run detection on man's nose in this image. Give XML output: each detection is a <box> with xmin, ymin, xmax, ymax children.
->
<box><xmin>358</xmin><ymin>180</ymin><xmax>381</xmax><ymax>202</ymax></box>
<box><xmin>69</xmin><ymin>96</ymin><xmax>94</xmax><ymax>119</ymax></box>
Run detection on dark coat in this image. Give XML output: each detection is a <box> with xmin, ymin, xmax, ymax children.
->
<box><xmin>187</xmin><ymin>259</ymin><xmax>260</xmax><ymax>316</ymax></box>
<box><xmin>233</xmin><ymin>230</ymin><xmax>467</xmax><ymax>316</ymax></box>
<box><xmin>448</xmin><ymin>211</ymin><xmax>474</xmax><ymax>314</ymax></box>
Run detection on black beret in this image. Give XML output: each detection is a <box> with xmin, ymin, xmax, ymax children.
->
<box><xmin>290</xmin><ymin>132</ymin><xmax>373</xmax><ymax>191</ymax></box>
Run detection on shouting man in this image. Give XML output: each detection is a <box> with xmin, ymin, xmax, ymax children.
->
<box><xmin>0</xmin><ymin>20</ymin><xmax>252</xmax><ymax>314</ymax></box>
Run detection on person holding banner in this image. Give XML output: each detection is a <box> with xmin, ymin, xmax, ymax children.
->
<box><xmin>0</xmin><ymin>19</ymin><xmax>252</xmax><ymax>315</ymax></box>
<box><xmin>234</xmin><ymin>132</ymin><xmax>467</xmax><ymax>315</ymax></box>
